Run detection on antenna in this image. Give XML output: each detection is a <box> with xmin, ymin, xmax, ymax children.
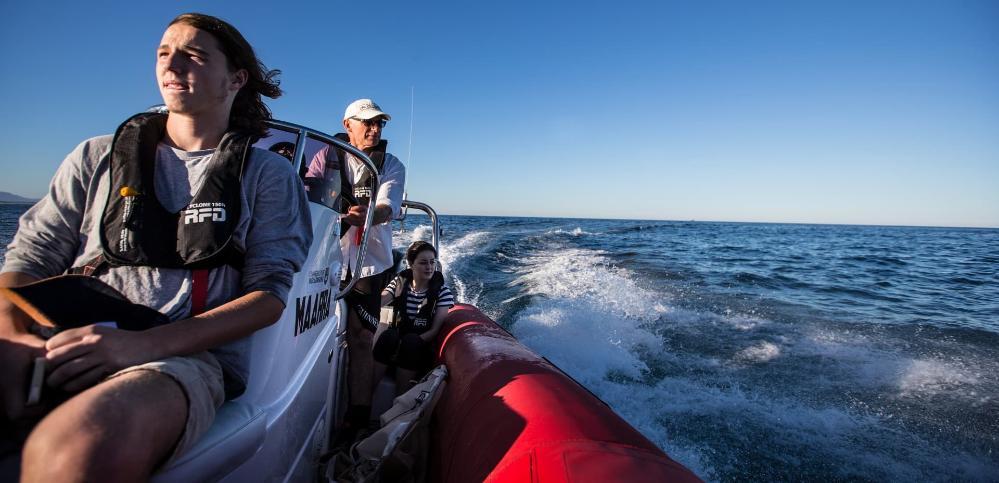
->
<box><xmin>400</xmin><ymin>86</ymin><xmax>414</xmax><ymax>227</ymax></box>
<box><xmin>407</xmin><ymin>85</ymin><xmax>415</xmax><ymax>171</ymax></box>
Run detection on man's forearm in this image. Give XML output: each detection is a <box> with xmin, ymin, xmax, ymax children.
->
<box><xmin>374</xmin><ymin>204</ymin><xmax>394</xmax><ymax>225</ymax></box>
<box><xmin>144</xmin><ymin>290</ymin><xmax>285</xmax><ymax>360</ymax></box>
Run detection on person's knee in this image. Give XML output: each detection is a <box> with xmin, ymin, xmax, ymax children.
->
<box><xmin>22</xmin><ymin>414</ymin><xmax>124</xmax><ymax>480</ymax></box>
<box><xmin>22</xmin><ymin>371</ymin><xmax>187</xmax><ymax>480</ymax></box>
<box><xmin>348</xmin><ymin>318</ymin><xmax>375</xmax><ymax>346</ymax></box>
<box><xmin>21</xmin><ymin>420</ymin><xmax>61</xmax><ymax>473</ymax></box>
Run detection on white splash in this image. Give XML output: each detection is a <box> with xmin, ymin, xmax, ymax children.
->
<box><xmin>509</xmin><ymin>247</ymin><xmax>667</xmax><ymax>379</ymax></box>
<box><xmin>512</xmin><ymin>247</ymin><xmax>669</xmax><ymax>320</ymax></box>
<box><xmin>545</xmin><ymin>227</ymin><xmax>600</xmax><ymax>237</ymax></box>
<box><xmin>897</xmin><ymin>359</ymin><xmax>981</xmax><ymax>398</ymax></box>
<box><xmin>392</xmin><ymin>223</ymin><xmax>433</xmax><ymax>247</ymax></box>
<box><xmin>735</xmin><ymin>341</ymin><xmax>781</xmax><ymax>363</ymax></box>
<box><xmin>438</xmin><ymin>230</ymin><xmax>491</xmax><ymax>306</ymax></box>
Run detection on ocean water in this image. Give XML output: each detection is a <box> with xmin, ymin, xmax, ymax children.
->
<box><xmin>3</xmin><ymin>204</ymin><xmax>998</xmax><ymax>481</ymax></box>
<box><xmin>396</xmin><ymin>214</ymin><xmax>999</xmax><ymax>482</ymax></box>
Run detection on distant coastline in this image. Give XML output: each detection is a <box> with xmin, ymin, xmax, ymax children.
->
<box><xmin>0</xmin><ymin>191</ymin><xmax>37</xmax><ymax>204</ymax></box>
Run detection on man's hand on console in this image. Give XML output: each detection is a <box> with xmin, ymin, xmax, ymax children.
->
<box><xmin>343</xmin><ymin>205</ymin><xmax>368</xmax><ymax>226</ymax></box>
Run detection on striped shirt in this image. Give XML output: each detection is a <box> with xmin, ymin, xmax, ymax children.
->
<box><xmin>383</xmin><ymin>277</ymin><xmax>455</xmax><ymax>320</ymax></box>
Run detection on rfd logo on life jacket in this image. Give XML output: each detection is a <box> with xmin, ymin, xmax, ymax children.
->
<box><xmin>183</xmin><ymin>202</ymin><xmax>227</xmax><ymax>225</ymax></box>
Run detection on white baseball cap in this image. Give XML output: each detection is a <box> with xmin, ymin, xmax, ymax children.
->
<box><xmin>343</xmin><ymin>99</ymin><xmax>392</xmax><ymax>121</ymax></box>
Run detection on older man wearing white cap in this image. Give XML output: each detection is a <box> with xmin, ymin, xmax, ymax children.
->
<box><xmin>306</xmin><ymin>98</ymin><xmax>405</xmax><ymax>439</ymax></box>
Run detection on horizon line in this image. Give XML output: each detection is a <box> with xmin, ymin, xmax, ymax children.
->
<box><xmin>2</xmin><ymin>200</ymin><xmax>995</xmax><ymax>230</ymax></box>
<box><xmin>426</xmin><ymin>212</ymin><xmax>999</xmax><ymax>230</ymax></box>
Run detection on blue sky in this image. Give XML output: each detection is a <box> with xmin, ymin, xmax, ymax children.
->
<box><xmin>1</xmin><ymin>0</ymin><xmax>996</xmax><ymax>227</ymax></box>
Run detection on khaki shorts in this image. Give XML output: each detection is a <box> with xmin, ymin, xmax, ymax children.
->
<box><xmin>107</xmin><ymin>351</ymin><xmax>225</xmax><ymax>465</ymax></box>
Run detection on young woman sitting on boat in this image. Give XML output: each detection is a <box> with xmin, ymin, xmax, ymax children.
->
<box><xmin>374</xmin><ymin>241</ymin><xmax>454</xmax><ymax>394</ymax></box>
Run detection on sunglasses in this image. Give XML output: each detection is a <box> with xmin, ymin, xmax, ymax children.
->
<box><xmin>352</xmin><ymin>118</ymin><xmax>387</xmax><ymax>128</ymax></box>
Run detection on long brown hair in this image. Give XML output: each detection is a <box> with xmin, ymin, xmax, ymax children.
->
<box><xmin>169</xmin><ymin>13</ymin><xmax>281</xmax><ymax>137</ymax></box>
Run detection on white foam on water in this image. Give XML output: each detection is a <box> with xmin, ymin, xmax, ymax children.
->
<box><xmin>392</xmin><ymin>223</ymin><xmax>433</xmax><ymax>247</ymax></box>
<box><xmin>501</xmin><ymin>245</ymin><xmax>999</xmax><ymax>481</ymax></box>
<box><xmin>503</xmin><ymin>247</ymin><xmax>721</xmax><ymax>471</ymax></box>
<box><xmin>513</xmin><ymin>303</ymin><xmax>721</xmax><ymax>478</ymax></box>
<box><xmin>437</xmin><ymin>230</ymin><xmax>492</xmax><ymax>306</ymax></box>
<box><xmin>897</xmin><ymin>358</ymin><xmax>982</xmax><ymax>398</ymax></box>
<box><xmin>798</xmin><ymin>327</ymin><xmax>993</xmax><ymax>403</ymax></box>
<box><xmin>614</xmin><ymin>352</ymin><xmax>994</xmax><ymax>482</ymax></box>
<box><xmin>507</xmin><ymin>248</ymin><xmax>667</xmax><ymax>374</ymax></box>
<box><xmin>544</xmin><ymin>226</ymin><xmax>600</xmax><ymax>237</ymax></box>
<box><xmin>723</xmin><ymin>313</ymin><xmax>768</xmax><ymax>331</ymax></box>
<box><xmin>515</xmin><ymin>302</ymin><xmax>659</xmax><ymax>383</ymax></box>
<box><xmin>511</xmin><ymin>248</ymin><xmax>670</xmax><ymax>319</ymax></box>
<box><xmin>734</xmin><ymin>341</ymin><xmax>781</xmax><ymax>363</ymax></box>
<box><xmin>437</xmin><ymin>230</ymin><xmax>488</xmax><ymax>270</ymax></box>
<box><xmin>408</xmin><ymin>224</ymin><xmax>434</xmax><ymax>244</ymax></box>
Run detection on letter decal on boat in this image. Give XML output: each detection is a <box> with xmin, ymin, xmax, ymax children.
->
<box><xmin>294</xmin><ymin>288</ymin><xmax>331</xmax><ymax>336</ymax></box>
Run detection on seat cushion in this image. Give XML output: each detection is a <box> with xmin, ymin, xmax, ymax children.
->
<box><xmin>153</xmin><ymin>401</ymin><xmax>265</xmax><ymax>482</ymax></box>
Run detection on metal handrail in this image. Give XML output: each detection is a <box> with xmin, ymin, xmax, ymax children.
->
<box><xmin>399</xmin><ymin>200</ymin><xmax>440</xmax><ymax>253</ymax></box>
<box><xmin>262</xmin><ymin>119</ymin><xmax>380</xmax><ymax>300</ymax></box>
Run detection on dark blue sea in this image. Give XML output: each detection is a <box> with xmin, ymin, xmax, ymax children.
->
<box><xmin>3</xmin><ymin>204</ymin><xmax>998</xmax><ymax>481</ymax></box>
<box><xmin>402</xmin><ymin>214</ymin><xmax>998</xmax><ymax>482</ymax></box>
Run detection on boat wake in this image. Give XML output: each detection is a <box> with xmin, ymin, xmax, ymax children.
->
<box><xmin>395</xmin><ymin>226</ymin><xmax>492</xmax><ymax>307</ymax></box>
<box><xmin>398</xmin><ymin>218</ymin><xmax>999</xmax><ymax>482</ymax></box>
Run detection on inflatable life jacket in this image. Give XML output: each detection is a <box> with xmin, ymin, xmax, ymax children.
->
<box><xmin>97</xmin><ymin>112</ymin><xmax>251</xmax><ymax>270</ymax></box>
<box><xmin>331</xmin><ymin>132</ymin><xmax>387</xmax><ymax>208</ymax></box>
<box><xmin>327</xmin><ymin>133</ymin><xmax>387</xmax><ymax>240</ymax></box>
<box><xmin>391</xmin><ymin>269</ymin><xmax>445</xmax><ymax>334</ymax></box>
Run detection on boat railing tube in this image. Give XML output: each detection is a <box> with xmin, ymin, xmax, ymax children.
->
<box><xmin>263</xmin><ymin>119</ymin><xmax>380</xmax><ymax>299</ymax></box>
<box><xmin>399</xmin><ymin>199</ymin><xmax>440</xmax><ymax>253</ymax></box>
<box><xmin>431</xmin><ymin>304</ymin><xmax>702</xmax><ymax>483</ymax></box>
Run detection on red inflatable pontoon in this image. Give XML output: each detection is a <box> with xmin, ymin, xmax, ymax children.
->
<box><xmin>431</xmin><ymin>304</ymin><xmax>701</xmax><ymax>483</ymax></box>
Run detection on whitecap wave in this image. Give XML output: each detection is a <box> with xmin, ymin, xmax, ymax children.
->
<box><xmin>897</xmin><ymin>359</ymin><xmax>982</xmax><ymax>398</ymax></box>
<box><xmin>438</xmin><ymin>230</ymin><xmax>492</xmax><ymax>306</ymax></box>
<box><xmin>511</xmin><ymin>247</ymin><xmax>669</xmax><ymax>320</ymax></box>
<box><xmin>503</xmin><ymin>245</ymin><xmax>999</xmax><ymax>480</ymax></box>
<box><xmin>734</xmin><ymin>341</ymin><xmax>781</xmax><ymax>363</ymax></box>
<box><xmin>544</xmin><ymin>227</ymin><xmax>600</xmax><ymax>237</ymax></box>
<box><xmin>504</xmin><ymin>247</ymin><xmax>708</xmax><ymax>470</ymax></box>
<box><xmin>392</xmin><ymin>223</ymin><xmax>433</xmax><ymax>247</ymax></box>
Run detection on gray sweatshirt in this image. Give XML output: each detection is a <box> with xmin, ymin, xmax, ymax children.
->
<box><xmin>2</xmin><ymin>135</ymin><xmax>313</xmax><ymax>396</ymax></box>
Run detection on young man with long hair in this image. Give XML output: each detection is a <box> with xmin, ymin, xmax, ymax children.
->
<box><xmin>0</xmin><ymin>13</ymin><xmax>311</xmax><ymax>480</ymax></box>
